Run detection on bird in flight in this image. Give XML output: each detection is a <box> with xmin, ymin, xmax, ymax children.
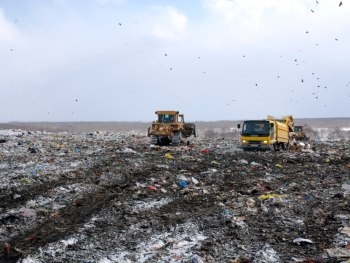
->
<box><xmin>339</xmin><ymin>1</ymin><xmax>343</xmax><ymax>7</ymax></box>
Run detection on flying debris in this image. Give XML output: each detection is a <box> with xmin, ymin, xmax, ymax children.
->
<box><xmin>335</xmin><ymin>38</ymin><xmax>339</xmax><ymax>41</ymax></box>
<box><xmin>339</xmin><ymin>1</ymin><xmax>343</xmax><ymax>7</ymax></box>
<box><xmin>164</xmin><ymin>53</ymin><xmax>167</xmax><ymax>56</ymax></box>
<box><xmin>169</xmin><ymin>68</ymin><xmax>173</xmax><ymax>70</ymax></box>
<box><xmin>118</xmin><ymin>22</ymin><xmax>122</xmax><ymax>26</ymax></box>
<box><xmin>311</xmin><ymin>9</ymin><xmax>315</xmax><ymax>12</ymax></box>
<box><xmin>301</xmin><ymin>79</ymin><xmax>304</xmax><ymax>83</ymax></box>
<box><xmin>306</xmin><ymin>31</ymin><xmax>309</xmax><ymax>34</ymax></box>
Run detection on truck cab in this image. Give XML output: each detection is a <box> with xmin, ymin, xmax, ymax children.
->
<box><xmin>238</xmin><ymin>120</ymin><xmax>276</xmax><ymax>151</ymax></box>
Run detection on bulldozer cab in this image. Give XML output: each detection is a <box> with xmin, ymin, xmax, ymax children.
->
<box><xmin>291</xmin><ymin>125</ymin><xmax>308</xmax><ymax>141</ymax></box>
<box><xmin>158</xmin><ymin>114</ymin><xmax>174</xmax><ymax>123</ymax></box>
<box><xmin>155</xmin><ymin>111</ymin><xmax>183</xmax><ymax>124</ymax></box>
<box><xmin>294</xmin><ymin>126</ymin><xmax>303</xmax><ymax>132</ymax></box>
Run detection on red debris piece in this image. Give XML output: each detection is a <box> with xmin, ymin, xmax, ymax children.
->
<box><xmin>200</xmin><ymin>149</ymin><xmax>209</xmax><ymax>154</ymax></box>
<box><xmin>147</xmin><ymin>185</ymin><xmax>157</xmax><ymax>191</ymax></box>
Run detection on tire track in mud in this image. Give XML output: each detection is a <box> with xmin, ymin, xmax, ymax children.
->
<box><xmin>0</xmin><ymin>151</ymin><xmax>162</xmax><ymax>263</ymax></box>
<box><xmin>0</xmin><ymin>151</ymin><xmax>217</xmax><ymax>262</ymax></box>
<box><xmin>2</xmin><ymin>143</ymin><xmax>349</xmax><ymax>262</ymax></box>
<box><xmin>1</xmin><ymin>187</ymin><xmax>118</xmax><ymax>262</ymax></box>
<box><xmin>0</xmin><ymin>150</ymin><xmax>122</xmax><ymax>210</ymax></box>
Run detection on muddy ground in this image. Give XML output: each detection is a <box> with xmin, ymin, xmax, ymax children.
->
<box><xmin>0</xmin><ymin>129</ymin><xmax>350</xmax><ymax>263</ymax></box>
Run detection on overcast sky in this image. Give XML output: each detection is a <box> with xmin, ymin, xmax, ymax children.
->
<box><xmin>1</xmin><ymin>0</ymin><xmax>349</xmax><ymax>122</ymax></box>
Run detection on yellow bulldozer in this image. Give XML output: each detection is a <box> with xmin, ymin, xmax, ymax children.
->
<box><xmin>292</xmin><ymin>125</ymin><xmax>309</xmax><ymax>141</ymax></box>
<box><xmin>148</xmin><ymin>110</ymin><xmax>196</xmax><ymax>146</ymax></box>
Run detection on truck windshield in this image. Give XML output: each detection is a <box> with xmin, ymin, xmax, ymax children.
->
<box><xmin>158</xmin><ymin>114</ymin><xmax>175</xmax><ymax>123</ymax></box>
<box><xmin>242</xmin><ymin>121</ymin><xmax>270</xmax><ymax>136</ymax></box>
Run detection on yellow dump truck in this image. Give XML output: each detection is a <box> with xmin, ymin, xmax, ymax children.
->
<box><xmin>237</xmin><ymin>115</ymin><xmax>294</xmax><ymax>151</ymax></box>
<box><xmin>148</xmin><ymin>110</ymin><xmax>196</xmax><ymax>146</ymax></box>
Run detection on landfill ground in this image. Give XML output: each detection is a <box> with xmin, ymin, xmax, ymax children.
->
<box><xmin>0</xmin><ymin>128</ymin><xmax>350</xmax><ymax>263</ymax></box>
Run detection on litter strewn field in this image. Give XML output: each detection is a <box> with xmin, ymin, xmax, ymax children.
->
<box><xmin>0</xmin><ymin>127</ymin><xmax>350</xmax><ymax>263</ymax></box>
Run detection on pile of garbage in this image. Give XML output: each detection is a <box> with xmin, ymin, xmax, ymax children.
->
<box><xmin>0</xmin><ymin>129</ymin><xmax>350</xmax><ymax>263</ymax></box>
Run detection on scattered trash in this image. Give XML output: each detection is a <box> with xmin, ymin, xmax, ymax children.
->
<box><xmin>20</xmin><ymin>178</ymin><xmax>32</xmax><ymax>184</ymax></box>
<box><xmin>74</xmin><ymin>146</ymin><xmax>81</xmax><ymax>154</ymax></box>
<box><xmin>239</xmin><ymin>159</ymin><xmax>249</xmax><ymax>165</ymax></box>
<box><xmin>341</xmin><ymin>184</ymin><xmax>350</xmax><ymax>192</ymax></box>
<box><xmin>340</xmin><ymin>226</ymin><xmax>350</xmax><ymax>236</ymax></box>
<box><xmin>28</xmin><ymin>147</ymin><xmax>40</xmax><ymax>154</ymax></box>
<box><xmin>22</xmin><ymin>208</ymin><xmax>37</xmax><ymax>218</ymax></box>
<box><xmin>200</xmin><ymin>149</ymin><xmax>209</xmax><ymax>154</ymax></box>
<box><xmin>122</xmin><ymin>148</ymin><xmax>137</xmax><ymax>154</ymax></box>
<box><xmin>0</xmin><ymin>127</ymin><xmax>349</xmax><ymax>262</ymax></box>
<box><xmin>254</xmin><ymin>244</ymin><xmax>280</xmax><ymax>262</ymax></box>
<box><xmin>191</xmin><ymin>177</ymin><xmax>199</xmax><ymax>185</ymax></box>
<box><xmin>147</xmin><ymin>185</ymin><xmax>157</xmax><ymax>191</ymax></box>
<box><xmin>293</xmin><ymin>238</ymin><xmax>313</xmax><ymax>245</ymax></box>
<box><xmin>178</xmin><ymin>181</ymin><xmax>189</xmax><ymax>188</ymax></box>
<box><xmin>165</xmin><ymin>153</ymin><xmax>175</xmax><ymax>159</ymax></box>
<box><xmin>258</xmin><ymin>193</ymin><xmax>287</xmax><ymax>200</ymax></box>
<box><xmin>191</xmin><ymin>254</ymin><xmax>205</xmax><ymax>263</ymax></box>
<box><xmin>326</xmin><ymin>247</ymin><xmax>350</xmax><ymax>258</ymax></box>
<box><xmin>250</xmin><ymin>161</ymin><xmax>261</xmax><ymax>166</ymax></box>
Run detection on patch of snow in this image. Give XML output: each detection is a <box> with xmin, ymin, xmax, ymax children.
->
<box><xmin>130</xmin><ymin>197</ymin><xmax>173</xmax><ymax>213</ymax></box>
<box><xmin>98</xmin><ymin>222</ymin><xmax>207</xmax><ymax>263</ymax></box>
<box><xmin>0</xmin><ymin>129</ymin><xmax>24</xmax><ymax>136</ymax></box>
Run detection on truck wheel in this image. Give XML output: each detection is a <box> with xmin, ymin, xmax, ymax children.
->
<box><xmin>273</xmin><ymin>143</ymin><xmax>278</xmax><ymax>151</ymax></box>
